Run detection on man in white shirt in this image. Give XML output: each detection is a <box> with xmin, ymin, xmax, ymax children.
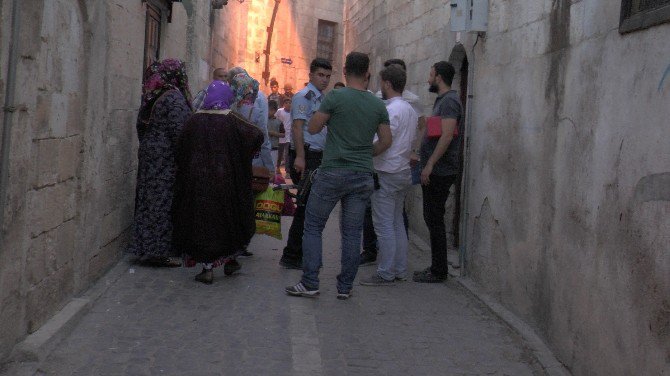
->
<box><xmin>361</xmin><ymin>58</ymin><xmax>425</xmax><ymax>266</ymax></box>
<box><xmin>360</xmin><ymin>65</ymin><xmax>418</xmax><ymax>286</ymax></box>
<box><xmin>274</xmin><ymin>97</ymin><xmax>292</xmax><ymax>173</ymax></box>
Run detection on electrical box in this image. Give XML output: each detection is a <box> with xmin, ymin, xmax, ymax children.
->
<box><xmin>450</xmin><ymin>0</ymin><xmax>488</xmax><ymax>33</ymax></box>
<box><xmin>450</xmin><ymin>0</ymin><xmax>468</xmax><ymax>32</ymax></box>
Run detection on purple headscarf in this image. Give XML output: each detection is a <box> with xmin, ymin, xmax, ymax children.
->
<box><xmin>201</xmin><ymin>81</ymin><xmax>234</xmax><ymax>110</ymax></box>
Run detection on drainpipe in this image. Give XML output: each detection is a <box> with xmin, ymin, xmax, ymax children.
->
<box><xmin>458</xmin><ymin>34</ymin><xmax>481</xmax><ymax>276</ymax></box>
<box><xmin>0</xmin><ymin>0</ymin><xmax>21</xmax><ymax>241</ymax></box>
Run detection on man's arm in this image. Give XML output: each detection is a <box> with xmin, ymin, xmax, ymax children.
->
<box><xmin>292</xmin><ymin>119</ymin><xmax>306</xmax><ymax>176</ymax></box>
<box><xmin>307</xmin><ymin>111</ymin><xmax>330</xmax><ymax>135</ymax></box>
<box><xmin>410</xmin><ymin>115</ymin><xmax>426</xmax><ymax>167</ymax></box>
<box><xmin>420</xmin><ymin>118</ymin><xmax>456</xmax><ymax>185</ymax></box>
<box><xmin>372</xmin><ymin>123</ymin><xmax>392</xmax><ymax>156</ymax></box>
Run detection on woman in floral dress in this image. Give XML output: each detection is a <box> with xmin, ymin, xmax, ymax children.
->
<box><xmin>128</xmin><ymin>59</ymin><xmax>193</xmax><ymax>266</ymax></box>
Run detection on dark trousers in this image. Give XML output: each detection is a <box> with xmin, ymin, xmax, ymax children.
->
<box><xmin>281</xmin><ymin>149</ymin><xmax>322</xmax><ymax>262</ymax></box>
<box><xmin>421</xmin><ymin>174</ymin><xmax>457</xmax><ymax>277</ymax></box>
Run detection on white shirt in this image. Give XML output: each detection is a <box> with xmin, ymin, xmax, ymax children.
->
<box><xmin>275</xmin><ymin>107</ymin><xmax>292</xmax><ymax>144</ymax></box>
<box><xmin>373</xmin><ymin>96</ymin><xmax>418</xmax><ymax>173</ymax></box>
<box><xmin>376</xmin><ymin>89</ymin><xmax>424</xmax><ymax>118</ymax></box>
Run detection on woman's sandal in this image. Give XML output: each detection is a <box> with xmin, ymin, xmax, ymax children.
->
<box><xmin>162</xmin><ymin>257</ymin><xmax>182</xmax><ymax>267</ymax></box>
<box><xmin>194</xmin><ymin>269</ymin><xmax>213</xmax><ymax>284</ymax></box>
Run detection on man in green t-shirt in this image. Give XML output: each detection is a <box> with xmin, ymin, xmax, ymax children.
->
<box><xmin>285</xmin><ymin>52</ymin><xmax>392</xmax><ymax>300</ymax></box>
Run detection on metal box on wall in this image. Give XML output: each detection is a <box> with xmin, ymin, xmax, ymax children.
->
<box><xmin>450</xmin><ymin>0</ymin><xmax>488</xmax><ymax>33</ymax></box>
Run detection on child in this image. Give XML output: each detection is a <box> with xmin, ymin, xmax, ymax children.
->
<box><xmin>267</xmin><ymin>100</ymin><xmax>285</xmax><ymax>168</ymax></box>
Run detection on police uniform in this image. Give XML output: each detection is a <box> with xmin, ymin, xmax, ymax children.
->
<box><xmin>281</xmin><ymin>82</ymin><xmax>327</xmax><ymax>268</ymax></box>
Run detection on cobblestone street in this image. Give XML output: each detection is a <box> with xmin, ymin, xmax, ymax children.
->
<box><xmin>16</xmin><ymin>208</ymin><xmax>544</xmax><ymax>376</ymax></box>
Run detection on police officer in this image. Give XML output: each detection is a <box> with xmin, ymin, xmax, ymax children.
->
<box><xmin>279</xmin><ymin>58</ymin><xmax>332</xmax><ymax>269</ymax></box>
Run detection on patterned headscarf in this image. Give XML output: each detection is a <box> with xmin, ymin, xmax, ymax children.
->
<box><xmin>229</xmin><ymin>72</ymin><xmax>259</xmax><ymax>108</ymax></box>
<box><xmin>140</xmin><ymin>59</ymin><xmax>193</xmax><ymax>122</ymax></box>
<box><xmin>201</xmin><ymin>80</ymin><xmax>234</xmax><ymax>111</ymax></box>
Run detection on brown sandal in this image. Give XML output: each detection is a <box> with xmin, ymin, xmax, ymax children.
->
<box><xmin>194</xmin><ymin>269</ymin><xmax>213</xmax><ymax>284</ymax></box>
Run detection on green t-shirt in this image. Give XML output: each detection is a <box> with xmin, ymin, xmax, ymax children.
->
<box><xmin>318</xmin><ymin>88</ymin><xmax>390</xmax><ymax>172</ymax></box>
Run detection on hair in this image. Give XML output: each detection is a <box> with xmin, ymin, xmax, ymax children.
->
<box><xmin>379</xmin><ymin>65</ymin><xmax>406</xmax><ymax>93</ymax></box>
<box><xmin>270</xmin><ymin>78</ymin><xmax>279</xmax><ymax>86</ymax></box>
<box><xmin>212</xmin><ymin>67</ymin><xmax>227</xmax><ymax>78</ymax></box>
<box><xmin>344</xmin><ymin>52</ymin><xmax>370</xmax><ymax>78</ymax></box>
<box><xmin>333</xmin><ymin>82</ymin><xmax>345</xmax><ymax>88</ymax></box>
<box><xmin>310</xmin><ymin>58</ymin><xmax>332</xmax><ymax>73</ymax></box>
<box><xmin>432</xmin><ymin>61</ymin><xmax>455</xmax><ymax>86</ymax></box>
<box><xmin>282</xmin><ymin>97</ymin><xmax>292</xmax><ymax>104</ymax></box>
<box><xmin>383</xmin><ymin>58</ymin><xmax>407</xmax><ymax>71</ymax></box>
<box><xmin>268</xmin><ymin>100</ymin><xmax>279</xmax><ymax>111</ymax></box>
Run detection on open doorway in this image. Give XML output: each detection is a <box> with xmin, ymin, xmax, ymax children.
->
<box><xmin>447</xmin><ymin>44</ymin><xmax>469</xmax><ymax>269</ymax></box>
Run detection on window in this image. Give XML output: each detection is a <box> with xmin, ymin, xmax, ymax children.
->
<box><xmin>316</xmin><ymin>20</ymin><xmax>337</xmax><ymax>62</ymax></box>
<box><xmin>620</xmin><ymin>0</ymin><xmax>670</xmax><ymax>33</ymax></box>
<box><xmin>143</xmin><ymin>2</ymin><xmax>162</xmax><ymax>69</ymax></box>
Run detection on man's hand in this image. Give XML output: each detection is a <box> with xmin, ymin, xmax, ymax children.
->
<box><xmin>421</xmin><ymin>162</ymin><xmax>433</xmax><ymax>185</ymax></box>
<box><xmin>409</xmin><ymin>152</ymin><xmax>420</xmax><ymax>168</ymax></box>
<box><xmin>294</xmin><ymin>156</ymin><xmax>306</xmax><ymax>178</ymax></box>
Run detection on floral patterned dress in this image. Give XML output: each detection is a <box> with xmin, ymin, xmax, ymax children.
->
<box><xmin>128</xmin><ymin>90</ymin><xmax>192</xmax><ymax>258</ymax></box>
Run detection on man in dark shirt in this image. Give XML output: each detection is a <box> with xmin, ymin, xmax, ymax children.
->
<box><xmin>414</xmin><ymin>61</ymin><xmax>463</xmax><ymax>283</ymax></box>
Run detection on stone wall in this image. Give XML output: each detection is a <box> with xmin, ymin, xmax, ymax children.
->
<box><xmin>0</xmin><ymin>0</ymin><xmax>223</xmax><ymax>362</ymax></box>
<box><xmin>343</xmin><ymin>1</ymin><xmax>670</xmax><ymax>375</ymax></box>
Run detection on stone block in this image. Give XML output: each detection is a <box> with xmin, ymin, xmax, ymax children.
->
<box><xmin>28</xmin><ymin>188</ymin><xmax>62</xmax><ymax>237</ymax></box>
<box><xmin>48</xmin><ymin>92</ymin><xmax>69</xmax><ymax>139</ymax></box>
<box><xmin>34</xmin><ymin>138</ymin><xmax>60</xmax><ymax>188</ymax></box>
<box><xmin>54</xmin><ymin>220</ymin><xmax>76</xmax><ymax>270</ymax></box>
<box><xmin>58</xmin><ymin>135</ymin><xmax>81</xmax><ymax>181</ymax></box>
<box><xmin>0</xmin><ymin>293</ymin><xmax>25</xmax><ymax>362</ymax></box>
<box><xmin>34</xmin><ymin>94</ymin><xmax>53</xmax><ymax>139</ymax></box>
<box><xmin>569</xmin><ymin>1</ymin><xmax>585</xmax><ymax>46</ymax></box>
<box><xmin>26</xmin><ymin>233</ymin><xmax>50</xmax><ymax>287</ymax></box>
<box><xmin>87</xmin><ymin>237</ymin><xmax>125</xmax><ymax>284</ymax></box>
<box><xmin>66</xmin><ymin>93</ymin><xmax>84</xmax><ymax>137</ymax></box>
<box><xmin>25</xmin><ymin>262</ymin><xmax>74</xmax><ymax>333</ymax></box>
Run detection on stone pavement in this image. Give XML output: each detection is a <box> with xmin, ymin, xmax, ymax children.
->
<box><xmin>21</xmin><ymin>208</ymin><xmax>544</xmax><ymax>376</ymax></box>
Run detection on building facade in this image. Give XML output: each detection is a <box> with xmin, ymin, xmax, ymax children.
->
<box><xmin>213</xmin><ymin>0</ymin><xmax>345</xmax><ymax>93</ymax></box>
<box><xmin>343</xmin><ymin>1</ymin><xmax>669</xmax><ymax>375</ymax></box>
<box><xmin>0</xmin><ymin>0</ymin><xmax>227</xmax><ymax>362</ymax></box>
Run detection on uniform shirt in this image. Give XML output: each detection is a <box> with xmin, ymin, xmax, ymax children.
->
<box><xmin>291</xmin><ymin>82</ymin><xmax>327</xmax><ymax>151</ymax></box>
<box><xmin>318</xmin><ymin>87</ymin><xmax>390</xmax><ymax>172</ymax></box>
<box><xmin>275</xmin><ymin>107</ymin><xmax>292</xmax><ymax>144</ymax></box>
<box><xmin>373</xmin><ymin>96</ymin><xmax>418</xmax><ymax>173</ymax></box>
<box><xmin>419</xmin><ymin>90</ymin><xmax>462</xmax><ymax>176</ymax></box>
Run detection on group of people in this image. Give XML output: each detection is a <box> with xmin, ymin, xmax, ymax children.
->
<box><xmin>128</xmin><ymin>51</ymin><xmax>463</xmax><ymax>296</ymax></box>
<box><xmin>279</xmin><ymin>53</ymin><xmax>463</xmax><ymax>300</ymax></box>
<box><xmin>129</xmin><ymin>60</ymin><xmax>273</xmax><ymax>283</ymax></box>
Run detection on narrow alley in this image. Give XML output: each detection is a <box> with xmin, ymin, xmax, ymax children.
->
<box><xmin>7</xmin><ymin>212</ymin><xmax>543</xmax><ymax>376</ymax></box>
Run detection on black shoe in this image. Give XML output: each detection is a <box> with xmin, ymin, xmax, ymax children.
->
<box><xmin>412</xmin><ymin>269</ymin><xmax>447</xmax><ymax>283</ymax></box>
<box><xmin>413</xmin><ymin>267</ymin><xmax>431</xmax><ymax>276</ymax></box>
<box><xmin>358</xmin><ymin>251</ymin><xmax>377</xmax><ymax>266</ymax></box>
<box><xmin>279</xmin><ymin>257</ymin><xmax>302</xmax><ymax>270</ymax></box>
<box><xmin>336</xmin><ymin>290</ymin><xmax>351</xmax><ymax>300</ymax></box>
<box><xmin>239</xmin><ymin>250</ymin><xmax>254</xmax><ymax>257</ymax></box>
<box><xmin>195</xmin><ymin>269</ymin><xmax>213</xmax><ymax>284</ymax></box>
<box><xmin>224</xmin><ymin>260</ymin><xmax>241</xmax><ymax>276</ymax></box>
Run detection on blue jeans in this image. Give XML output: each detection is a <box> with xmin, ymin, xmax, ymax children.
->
<box><xmin>301</xmin><ymin>169</ymin><xmax>374</xmax><ymax>293</ymax></box>
<box><xmin>371</xmin><ymin>170</ymin><xmax>411</xmax><ymax>281</ymax></box>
